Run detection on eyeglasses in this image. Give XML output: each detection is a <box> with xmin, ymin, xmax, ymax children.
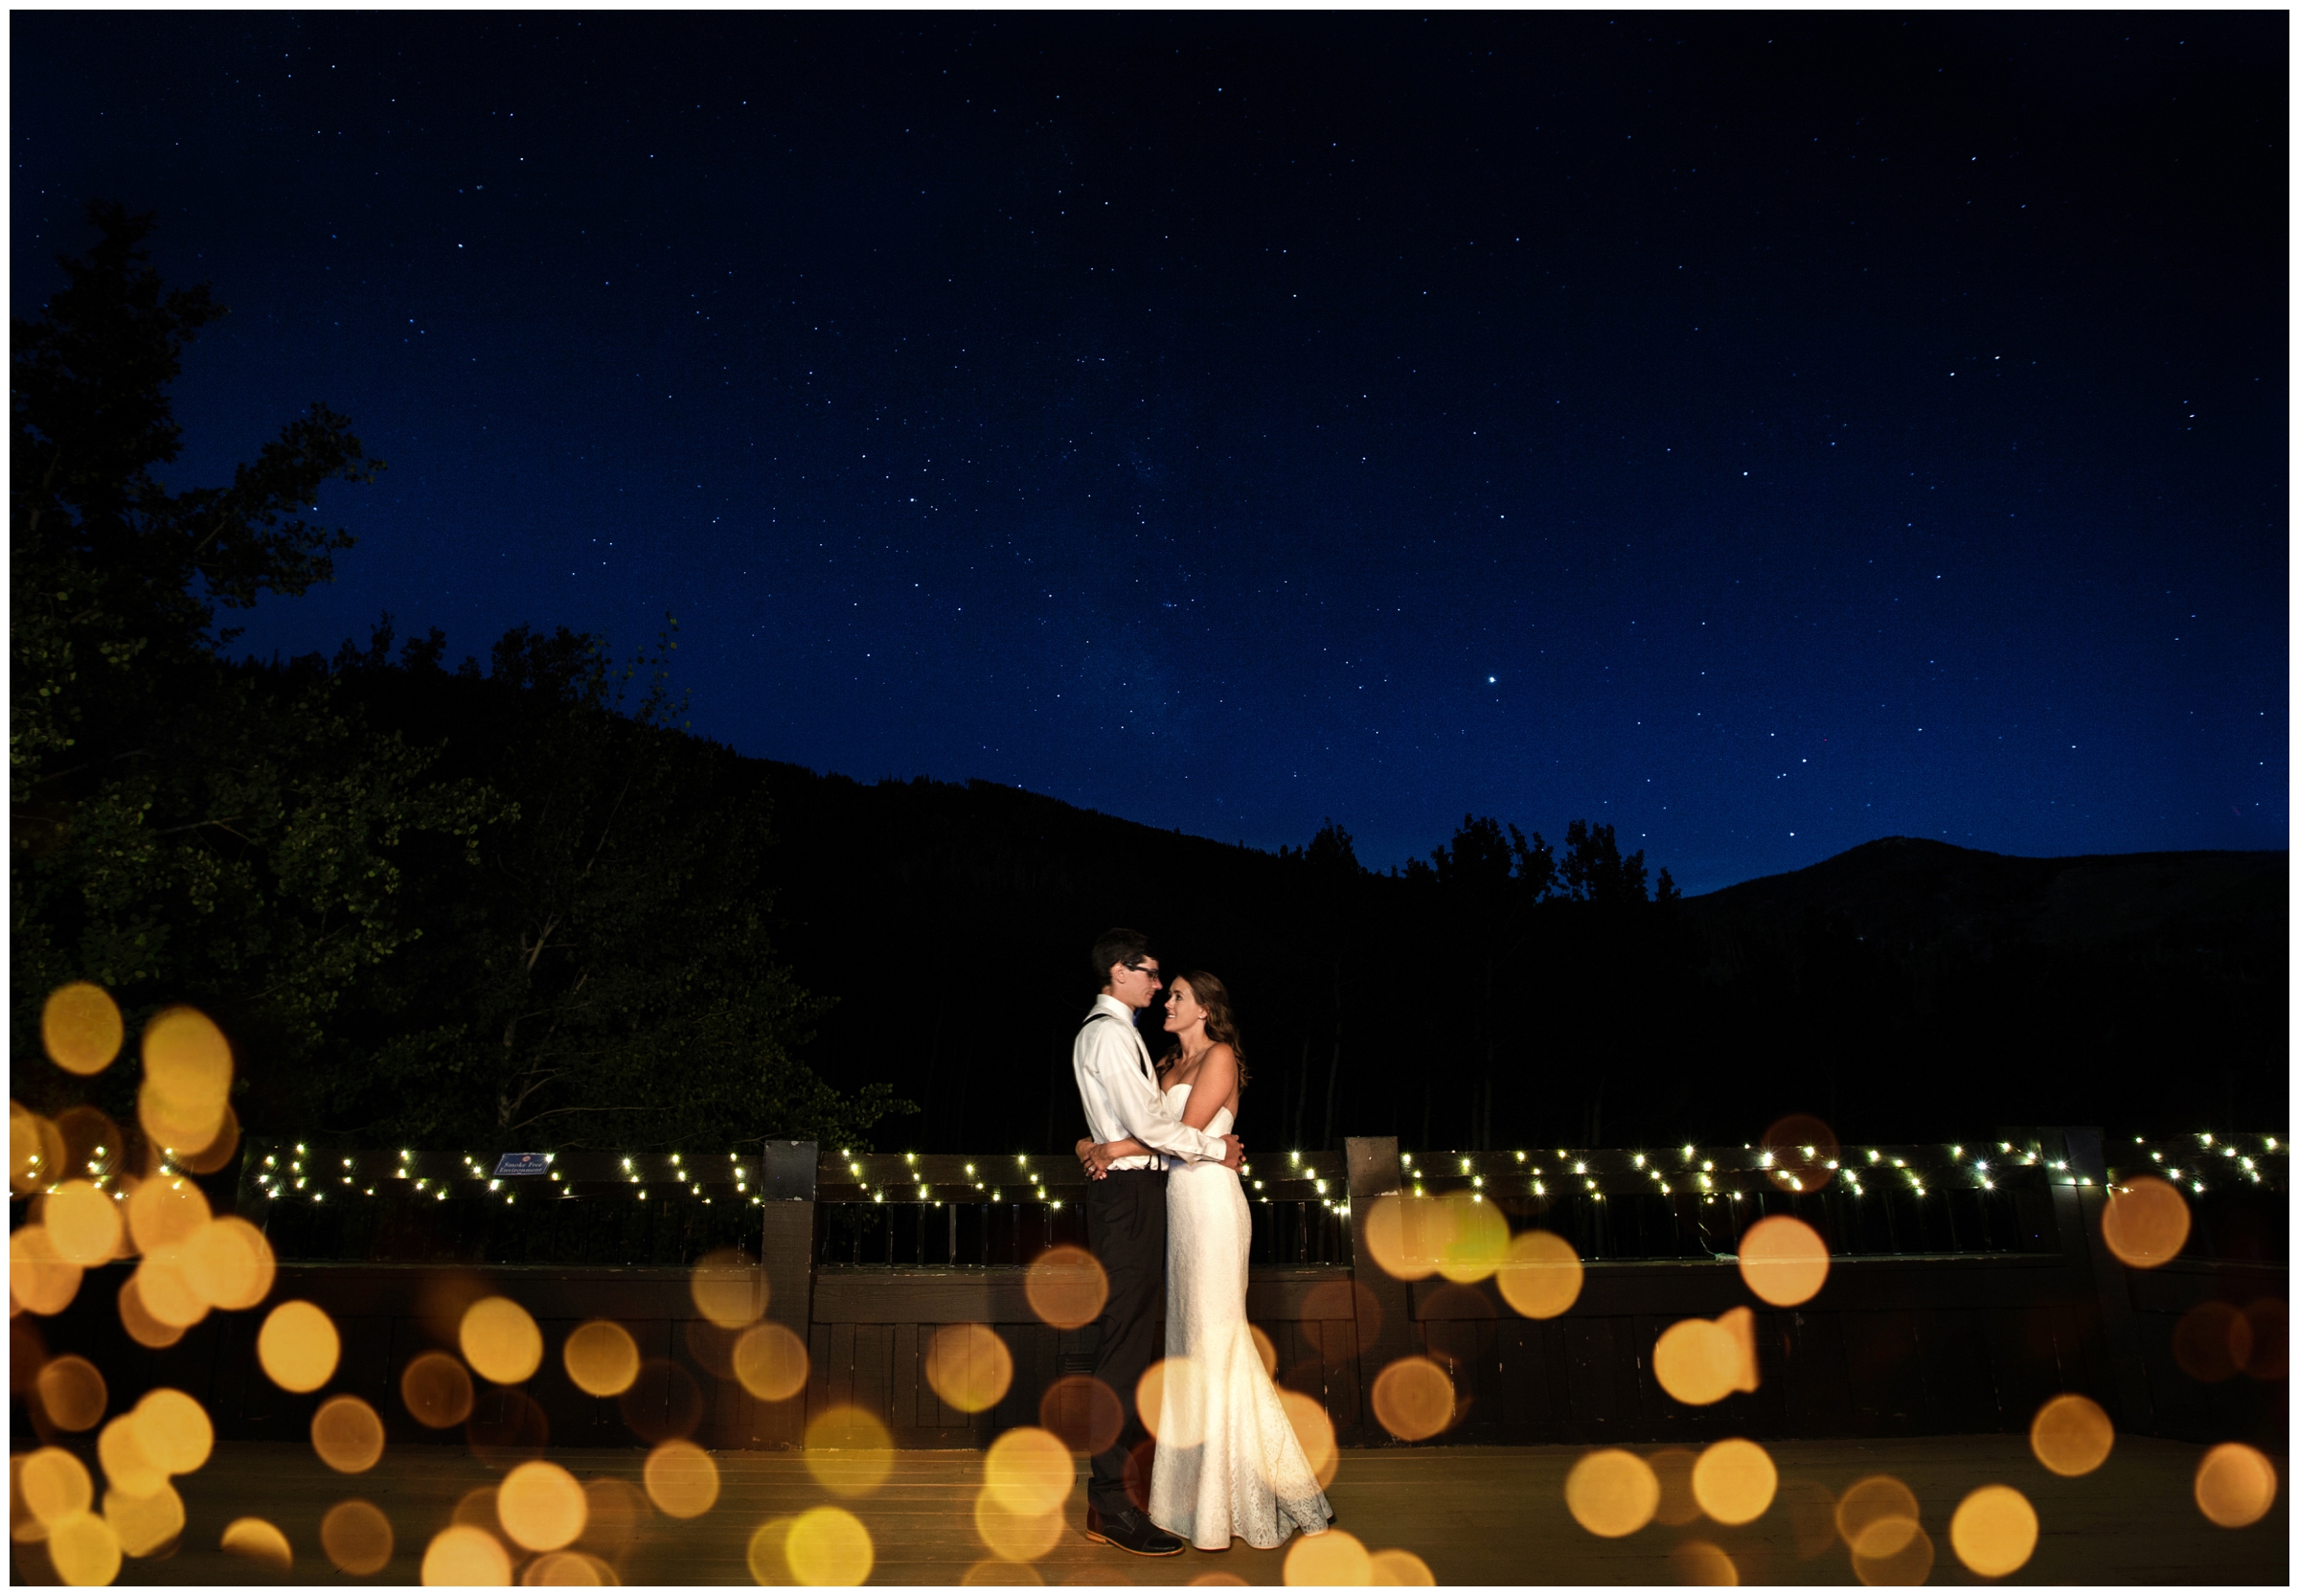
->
<box><xmin>1125</xmin><ymin>964</ymin><xmax>1163</xmax><ymax>984</ymax></box>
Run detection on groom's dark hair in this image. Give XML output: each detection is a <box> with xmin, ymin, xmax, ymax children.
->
<box><xmin>1091</xmin><ymin>926</ymin><xmax>1154</xmax><ymax>985</ymax></box>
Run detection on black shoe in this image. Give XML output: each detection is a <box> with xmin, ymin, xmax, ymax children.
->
<box><xmin>1084</xmin><ymin>1505</ymin><xmax>1186</xmax><ymax>1557</ymax></box>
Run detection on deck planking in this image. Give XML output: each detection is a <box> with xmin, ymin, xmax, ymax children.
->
<box><xmin>12</xmin><ymin>1435</ymin><xmax>2284</xmax><ymax>1585</ymax></box>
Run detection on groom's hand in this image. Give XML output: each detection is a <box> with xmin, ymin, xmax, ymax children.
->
<box><xmin>1219</xmin><ymin>1134</ymin><xmax>1244</xmax><ymax>1171</ymax></box>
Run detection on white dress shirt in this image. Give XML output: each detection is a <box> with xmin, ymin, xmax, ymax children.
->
<box><xmin>1073</xmin><ymin>993</ymin><xmax>1229</xmax><ymax>1171</ymax></box>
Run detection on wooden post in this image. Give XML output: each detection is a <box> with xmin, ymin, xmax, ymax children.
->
<box><xmin>1344</xmin><ymin>1135</ymin><xmax>1412</xmax><ymax>1445</ymax></box>
<box><xmin>2045</xmin><ymin>1125</ymin><xmax>2157</xmax><ymax>1434</ymax></box>
<box><xmin>746</xmin><ymin>1138</ymin><xmax>817</xmax><ymax>1447</ymax></box>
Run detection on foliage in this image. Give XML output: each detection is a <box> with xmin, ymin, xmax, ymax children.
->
<box><xmin>318</xmin><ymin>615</ymin><xmax>908</xmax><ymax>1151</ymax></box>
<box><xmin>10</xmin><ymin>204</ymin><xmax>903</xmax><ymax>1156</ymax></box>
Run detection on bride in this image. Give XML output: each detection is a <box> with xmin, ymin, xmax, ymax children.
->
<box><xmin>1078</xmin><ymin>971</ymin><xmax>1335</xmax><ymax>1552</ymax></box>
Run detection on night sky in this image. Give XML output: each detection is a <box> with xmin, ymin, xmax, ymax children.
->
<box><xmin>13</xmin><ymin>13</ymin><xmax>2287</xmax><ymax>893</ymax></box>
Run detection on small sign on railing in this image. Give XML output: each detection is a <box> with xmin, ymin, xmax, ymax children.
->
<box><xmin>494</xmin><ymin>1153</ymin><xmax>550</xmax><ymax>1177</ymax></box>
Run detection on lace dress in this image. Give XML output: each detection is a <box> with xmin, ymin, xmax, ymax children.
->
<box><xmin>1147</xmin><ymin>1083</ymin><xmax>1334</xmax><ymax>1550</ymax></box>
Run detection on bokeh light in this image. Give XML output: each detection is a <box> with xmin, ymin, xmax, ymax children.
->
<box><xmin>645</xmin><ymin>1438</ymin><xmax>721</xmax><ymax>1518</ymax></box>
<box><xmin>126</xmin><ymin>1174</ymin><xmax>209</xmax><ymax>1255</ymax></box>
<box><xmin>746</xmin><ymin>1516</ymin><xmax>795</xmax><ymax>1585</ymax></box>
<box><xmin>174</xmin><ymin>1104</ymin><xmax>242</xmax><ymax>1176</ymax></box>
<box><xmin>2029</xmin><ymin>1393</ymin><xmax>2114</xmax><ymax>1476</ymax></box>
<box><xmin>34</xmin><ymin>1356</ymin><xmax>106</xmax><ymax>1432</ymax></box>
<box><xmin>43</xmin><ymin>983</ymin><xmax>124</xmax><ymax>1077</ymax></box>
<box><xmin>402</xmin><ymin>1350</ymin><xmax>478</xmax><ymax>1427</ymax></box>
<box><xmin>1249</xmin><ymin>1322</ymin><xmax>1280</xmax><ymax>1378</ymax></box>
<box><xmin>973</xmin><ymin>1486</ymin><xmax>1065</xmax><ymax>1562</ymax></box>
<box><xmin>1948</xmin><ymin>1484</ymin><xmax>2037</xmax><ymax>1577</ymax></box>
<box><xmin>461</xmin><ymin>1296</ymin><xmax>545</xmax><ymax>1384</ymax></box>
<box><xmin>421</xmin><ymin>1522</ymin><xmax>510</xmax><ymax>1585</ymax></box>
<box><xmin>1433</xmin><ymin>1190</ymin><xmax>1512</xmax><ymax>1284</ymax></box>
<box><xmin>2100</xmin><ymin>1176</ymin><xmax>2190</xmax><ymax>1268</ymax></box>
<box><xmin>102</xmin><ymin>1480</ymin><xmax>184</xmax><ymax>1558</ymax></box>
<box><xmin>2193</xmin><ymin>1442</ymin><xmax>2277</xmax><ymax>1528</ymax></box>
<box><xmin>138</xmin><ymin>1007</ymin><xmax>234</xmax><ymax>1152</ymax></box>
<box><xmin>733</xmin><ymin>1321</ymin><xmax>810</xmax><ymax>1402</ymax></box>
<box><xmin>1692</xmin><ymin>1438</ymin><xmax>1777</xmax><ymax>1526</ymax></box>
<box><xmin>1025</xmin><ymin>1245</ymin><xmax>1108</xmax><ymax>1330</ymax></box>
<box><xmin>53</xmin><ymin>1107</ymin><xmax>123</xmax><ymax>1186</ymax></box>
<box><xmin>187</xmin><ymin>1216</ymin><xmax>274</xmax><ymax>1311</ymax></box>
<box><xmin>563</xmin><ymin>1319</ymin><xmax>642</xmax><ymax>1398</ymax></box>
<box><xmin>1851</xmin><ymin>1523</ymin><xmax>1933</xmax><ymax>1585</ymax></box>
<box><xmin>118</xmin><ymin>1274</ymin><xmax>188</xmax><ymax>1349</ymax></box>
<box><xmin>11</xmin><ymin>1223</ymin><xmax>83</xmax><ymax>1315</ymax></box>
<box><xmin>683</xmin><ymin>1314</ymin><xmax>740</xmax><ymax>1380</ymax></box>
<box><xmin>98</xmin><ymin>1414</ymin><xmax>166</xmax><ymax>1496</ymax></box>
<box><xmin>1564</xmin><ymin>1449</ymin><xmax>1659</xmax><ymax>1538</ymax></box>
<box><xmin>133</xmin><ymin>1387</ymin><xmax>214</xmax><ymax>1475</ymax></box>
<box><xmin>2244</xmin><ymin>1297</ymin><xmax>2289</xmax><ymax>1380</ymax></box>
<box><xmin>221</xmin><ymin>1516</ymin><xmax>293</xmax><ymax>1570</ymax></box>
<box><xmin>1136</xmin><ymin>1357</ymin><xmax>1203</xmax><ymax>1448</ymax></box>
<box><xmin>1276</xmin><ymin>1389</ymin><xmax>1340</xmax><ymax>1491</ymax></box>
<box><xmin>43</xmin><ymin>1182</ymin><xmax>122</xmax><ymax>1267</ymax></box>
<box><xmin>1359</xmin><ymin>1194</ymin><xmax>1446</xmax><ymax>1282</ymax></box>
<box><xmin>961</xmin><ymin>1557</ymin><xmax>1045</xmax><ymax>1585</ymax></box>
<box><xmin>311</xmin><ymin>1395</ymin><xmax>386</xmax><ymax>1473</ymax></box>
<box><xmin>691</xmin><ymin>1247</ymin><xmax>765</xmax><ymax>1328</ymax></box>
<box><xmin>468</xmin><ymin>1384</ymin><xmax>551</xmax><ymax>1468</ymax></box>
<box><xmin>20</xmin><ymin>1448</ymin><xmax>94</xmax><ymax>1529</ymax></box>
<box><xmin>321</xmin><ymin>1499</ymin><xmax>395</xmax><ymax>1575</ymax></box>
<box><xmin>527</xmin><ymin>1549</ymin><xmax>612</xmax><ymax>1585</ymax></box>
<box><xmin>983</xmin><ymin>1425</ymin><xmax>1074</xmax><ymax>1517</ymax></box>
<box><xmin>786</xmin><ymin>1504</ymin><xmax>875</xmax><ymax>1585</ymax></box>
<box><xmin>1038</xmin><ymin>1375</ymin><xmax>1124</xmax><ymax>1456</ymax></box>
<box><xmin>1670</xmin><ymin>1539</ymin><xmax>1739</xmax><ymax>1585</ymax></box>
<box><xmin>927</xmin><ymin>1322</ymin><xmax>1015</xmax><ymax>1414</ymax></box>
<box><xmin>1835</xmin><ymin>1476</ymin><xmax>1921</xmax><ymax>1560</ymax></box>
<box><xmin>1653</xmin><ymin>1316</ymin><xmax>1740</xmax><ymax>1406</ymax></box>
<box><xmin>1650</xmin><ymin>1448</ymin><xmax>1700</xmax><ymax>1526</ymax></box>
<box><xmin>454</xmin><ymin>1485</ymin><xmax>503</xmax><ymax>1531</ymax></box>
<box><xmin>1367</xmin><ymin>1547</ymin><xmax>1435</xmax><ymax>1585</ymax></box>
<box><xmin>2174</xmin><ymin>1301</ymin><xmax>2253</xmax><ymax>1382</ymax></box>
<box><xmin>1738</xmin><ymin>1216</ymin><xmax>1830</xmax><ymax>1308</ymax></box>
<box><xmin>1190</xmin><ymin>1574</ymin><xmax>1250</xmax><ymax>1587</ymax></box>
<box><xmin>1370</xmin><ymin>1356</ymin><xmax>1453</xmax><ymax>1442</ymax></box>
<box><xmin>132</xmin><ymin>1245</ymin><xmax>207</xmax><ymax>1329</ymax></box>
<box><xmin>1760</xmin><ymin>1114</ymin><xmax>1838</xmax><ymax>1194</ymax></box>
<box><xmin>618</xmin><ymin>1357</ymin><xmax>703</xmax><ymax>1444</ymax></box>
<box><xmin>1493</xmin><ymin>1228</ymin><xmax>1582</xmax><ymax>1320</ymax></box>
<box><xmin>499</xmin><ymin>1461</ymin><xmax>589</xmax><ymax>1551</ymax></box>
<box><xmin>579</xmin><ymin>1477</ymin><xmax>649</xmax><ymax>1562</ymax></box>
<box><xmin>47</xmin><ymin>1510</ymin><xmax>123</xmax><ymax>1585</ymax></box>
<box><xmin>1284</xmin><ymin>1525</ymin><xmax>1372</xmax><ymax>1585</ymax></box>
<box><xmin>258</xmin><ymin>1299</ymin><xmax>340</xmax><ymax>1392</ymax></box>
<box><xmin>11</xmin><ymin>1102</ymin><xmax>67</xmax><ymax>1195</ymax></box>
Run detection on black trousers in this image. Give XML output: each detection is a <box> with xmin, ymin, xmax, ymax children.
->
<box><xmin>1083</xmin><ymin>1166</ymin><xmax>1167</xmax><ymax>1516</ymax></box>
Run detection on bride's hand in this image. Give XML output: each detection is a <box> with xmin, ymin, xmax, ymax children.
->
<box><xmin>1074</xmin><ymin>1138</ymin><xmax>1109</xmax><ymax>1179</ymax></box>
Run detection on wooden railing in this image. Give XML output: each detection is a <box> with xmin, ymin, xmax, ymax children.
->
<box><xmin>16</xmin><ymin>1130</ymin><xmax>2282</xmax><ymax>1458</ymax></box>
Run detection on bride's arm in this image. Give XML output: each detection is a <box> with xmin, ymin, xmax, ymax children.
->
<box><xmin>1178</xmin><ymin>1049</ymin><xmax>1239</xmax><ymax>1131</ymax></box>
<box><xmin>1077</xmin><ymin>1134</ymin><xmax>1151</xmax><ymax>1176</ymax></box>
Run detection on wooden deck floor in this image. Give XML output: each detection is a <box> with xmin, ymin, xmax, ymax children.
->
<box><xmin>19</xmin><ymin>1435</ymin><xmax>2285</xmax><ymax>1585</ymax></box>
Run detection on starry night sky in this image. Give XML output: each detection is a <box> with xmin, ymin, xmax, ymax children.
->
<box><xmin>13</xmin><ymin>12</ymin><xmax>2287</xmax><ymax>892</ymax></box>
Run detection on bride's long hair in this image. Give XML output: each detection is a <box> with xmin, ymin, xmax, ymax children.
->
<box><xmin>1157</xmin><ymin>970</ymin><xmax>1250</xmax><ymax>1088</ymax></box>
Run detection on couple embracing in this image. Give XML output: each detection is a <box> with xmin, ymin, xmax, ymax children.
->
<box><xmin>1067</xmin><ymin>927</ymin><xmax>1334</xmax><ymax>1557</ymax></box>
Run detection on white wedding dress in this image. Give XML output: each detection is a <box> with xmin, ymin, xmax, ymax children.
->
<box><xmin>1148</xmin><ymin>1083</ymin><xmax>1334</xmax><ymax>1550</ymax></box>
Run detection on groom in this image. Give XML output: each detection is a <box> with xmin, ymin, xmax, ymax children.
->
<box><xmin>1072</xmin><ymin>927</ymin><xmax>1243</xmax><ymax>1556</ymax></box>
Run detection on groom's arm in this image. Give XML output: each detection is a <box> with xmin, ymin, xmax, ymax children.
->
<box><xmin>1081</xmin><ymin>1023</ymin><xmax>1232</xmax><ymax>1165</ymax></box>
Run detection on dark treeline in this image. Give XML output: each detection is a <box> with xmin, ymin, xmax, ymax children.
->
<box><xmin>744</xmin><ymin>775</ymin><xmax>2286</xmax><ymax>1156</ymax></box>
<box><xmin>13</xmin><ymin>206</ymin><xmax>2285</xmax><ymax>1166</ymax></box>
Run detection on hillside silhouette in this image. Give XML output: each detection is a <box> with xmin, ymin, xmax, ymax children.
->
<box><xmin>752</xmin><ymin>770</ymin><xmax>2287</xmax><ymax>1154</ymax></box>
